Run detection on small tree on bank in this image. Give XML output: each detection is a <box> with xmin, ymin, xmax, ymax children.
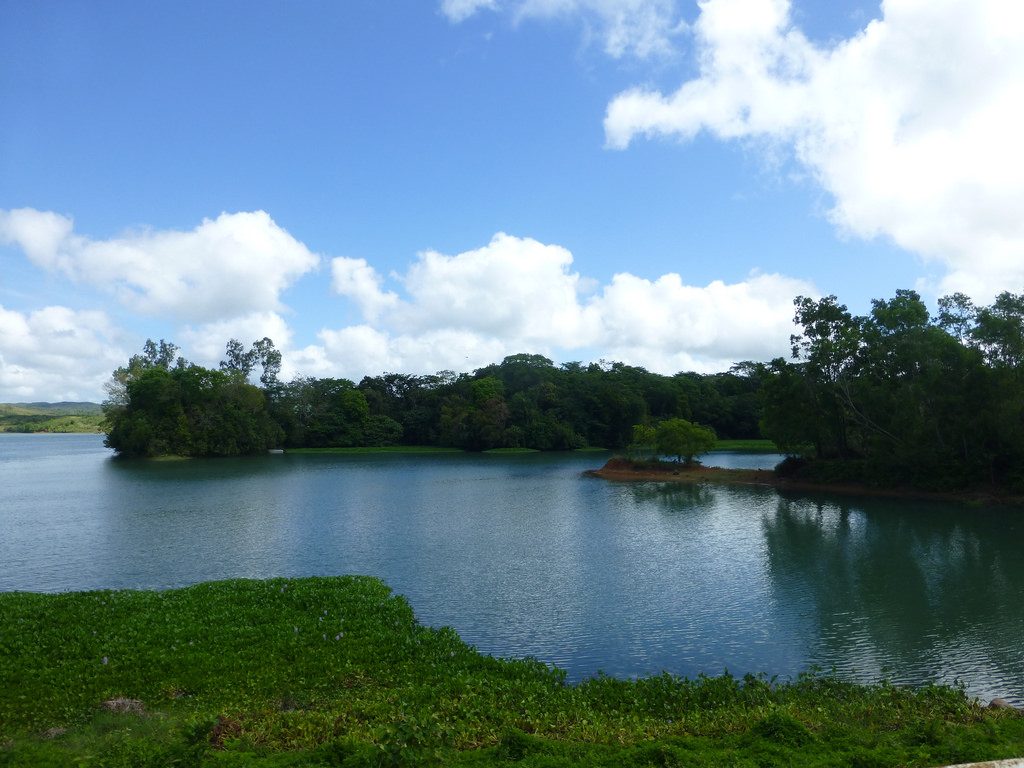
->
<box><xmin>627</xmin><ymin>423</ymin><xmax>657</xmax><ymax>460</ymax></box>
<box><xmin>656</xmin><ymin>418</ymin><xmax>716</xmax><ymax>465</ymax></box>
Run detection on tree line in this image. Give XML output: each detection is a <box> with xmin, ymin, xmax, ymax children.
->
<box><xmin>103</xmin><ymin>287</ymin><xmax>1024</xmax><ymax>494</ymax></box>
<box><xmin>756</xmin><ymin>289</ymin><xmax>1024</xmax><ymax>492</ymax></box>
<box><xmin>102</xmin><ymin>344</ymin><xmax>759</xmax><ymax>458</ymax></box>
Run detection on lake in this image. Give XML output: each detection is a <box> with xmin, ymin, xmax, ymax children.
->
<box><xmin>1</xmin><ymin>433</ymin><xmax>1022</xmax><ymax>705</ymax></box>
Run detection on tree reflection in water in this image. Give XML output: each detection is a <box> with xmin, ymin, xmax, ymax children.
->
<box><xmin>627</xmin><ymin>481</ymin><xmax>717</xmax><ymax>512</ymax></box>
<box><xmin>761</xmin><ymin>494</ymin><xmax>1024</xmax><ymax>703</ymax></box>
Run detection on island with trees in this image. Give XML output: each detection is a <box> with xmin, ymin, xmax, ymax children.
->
<box><xmin>101</xmin><ymin>341</ymin><xmax>762</xmax><ymax>457</ymax></box>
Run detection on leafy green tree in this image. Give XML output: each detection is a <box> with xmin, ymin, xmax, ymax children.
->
<box><xmin>936</xmin><ymin>292</ymin><xmax>977</xmax><ymax>343</ymax></box>
<box><xmin>220</xmin><ymin>338</ymin><xmax>256</xmax><ymax>378</ymax></box>
<box><xmin>655</xmin><ymin>418</ymin><xmax>716</xmax><ymax>465</ymax></box>
<box><xmin>628</xmin><ymin>424</ymin><xmax>657</xmax><ymax>460</ymax></box>
<box><xmin>275</xmin><ymin>377</ymin><xmax>369</xmax><ymax>448</ymax></box>
<box><xmin>104</xmin><ymin>339</ymin><xmax>185</xmax><ymax>410</ymax></box>
<box><xmin>251</xmin><ymin>337</ymin><xmax>283</xmax><ymax>390</ymax></box>
<box><xmin>104</xmin><ymin>349</ymin><xmax>280</xmax><ymax>458</ymax></box>
<box><xmin>756</xmin><ymin>359</ymin><xmax>816</xmax><ymax>455</ymax></box>
<box><xmin>789</xmin><ymin>295</ymin><xmax>863</xmax><ymax>458</ymax></box>
<box><xmin>972</xmin><ymin>291</ymin><xmax>1024</xmax><ymax>368</ymax></box>
<box><xmin>360</xmin><ymin>414</ymin><xmax>403</xmax><ymax>447</ymax></box>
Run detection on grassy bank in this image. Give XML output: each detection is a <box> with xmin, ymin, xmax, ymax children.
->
<box><xmin>0</xmin><ymin>403</ymin><xmax>105</xmax><ymax>433</ymax></box>
<box><xmin>2</xmin><ymin>578</ymin><xmax>1022</xmax><ymax>767</ymax></box>
<box><xmin>284</xmin><ymin>446</ymin><xmax>465</xmax><ymax>455</ymax></box>
<box><xmin>711</xmin><ymin>439</ymin><xmax>780</xmax><ymax>453</ymax></box>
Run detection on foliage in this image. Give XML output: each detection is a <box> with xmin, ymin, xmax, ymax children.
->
<box><xmin>712</xmin><ymin>439</ymin><xmax>779</xmax><ymax>453</ymax></box>
<box><xmin>3</xmin><ymin>577</ymin><xmax>1023</xmax><ymax>767</ymax></box>
<box><xmin>655</xmin><ymin>418</ymin><xmax>717</xmax><ymax>465</ymax></box>
<box><xmin>104</xmin><ymin>345</ymin><xmax>766</xmax><ymax>457</ymax></box>
<box><xmin>101</xmin><ymin>289</ymin><xmax>1024</xmax><ymax>477</ymax></box>
<box><xmin>271</xmin><ymin>377</ymin><xmax>370</xmax><ymax>449</ymax></box>
<box><xmin>627</xmin><ymin>424</ymin><xmax>657</xmax><ymax>460</ymax></box>
<box><xmin>757</xmin><ymin>289</ymin><xmax>1024</xmax><ymax>492</ymax></box>
<box><xmin>103</xmin><ymin>344</ymin><xmax>283</xmax><ymax>458</ymax></box>
<box><xmin>0</xmin><ymin>403</ymin><xmax>105</xmax><ymax>433</ymax></box>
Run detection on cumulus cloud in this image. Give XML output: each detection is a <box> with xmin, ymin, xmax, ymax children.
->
<box><xmin>592</xmin><ymin>269</ymin><xmax>813</xmax><ymax>368</ymax></box>
<box><xmin>0</xmin><ymin>305</ymin><xmax>128</xmax><ymax>402</ymax></box>
<box><xmin>440</xmin><ymin>0</ymin><xmax>685</xmax><ymax>58</ymax></box>
<box><xmin>397</xmin><ymin>233</ymin><xmax>596</xmax><ymax>346</ymax></box>
<box><xmin>309</xmin><ymin>232</ymin><xmax>814</xmax><ymax>379</ymax></box>
<box><xmin>440</xmin><ymin>0</ymin><xmax>498</xmax><ymax>23</ymax></box>
<box><xmin>0</xmin><ymin>209</ymin><xmax>320</xmax><ymax>323</ymax></box>
<box><xmin>331</xmin><ymin>257</ymin><xmax>399</xmax><ymax>323</ymax></box>
<box><xmin>604</xmin><ymin>0</ymin><xmax>1024</xmax><ymax>299</ymax></box>
<box><xmin>179</xmin><ymin>311</ymin><xmax>295</xmax><ymax>370</ymax></box>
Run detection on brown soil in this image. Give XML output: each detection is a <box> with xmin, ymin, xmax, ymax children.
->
<box><xmin>584</xmin><ymin>457</ymin><xmax>1024</xmax><ymax>506</ymax></box>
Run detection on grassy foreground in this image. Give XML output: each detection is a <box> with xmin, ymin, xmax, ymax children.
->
<box><xmin>2</xmin><ymin>578</ymin><xmax>1022</xmax><ymax>767</ymax></box>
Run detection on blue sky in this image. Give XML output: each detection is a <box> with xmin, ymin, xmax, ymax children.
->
<box><xmin>2</xmin><ymin>0</ymin><xmax>1021</xmax><ymax>401</ymax></box>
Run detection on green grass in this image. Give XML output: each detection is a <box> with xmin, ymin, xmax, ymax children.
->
<box><xmin>711</xmin><ymin>439</ymin><xmax>780</xmax><ymax>453</ymax></box>
<box><xmin>2</xmin><ymin>577</ymin><xmax>1022</xmax><ymax>767</ymax></box>
<box><xmin>0</xmin><ymin>402</ymin><xmax>102</xmax><ymax>416</ymax></box>
<box><xmin>0</xmin><ymin>412</ymin><xmax>106</xmax><ymax>433</ymax></box>
<box><xmin>0</xmin><ymin>403</ymin><xmax>105</xmax><ymax>433</ymax></box>
<box><xmin>284</xmin><ymin>446</ymin><xmax>465</xmax><ymax>454</ymax></box>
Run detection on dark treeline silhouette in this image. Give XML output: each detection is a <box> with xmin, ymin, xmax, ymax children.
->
<box><xmin>102</xmin><ymin>345</ymin><xmax>760</xmax><ymax>457</ymax></box>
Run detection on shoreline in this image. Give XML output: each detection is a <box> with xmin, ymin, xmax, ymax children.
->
<box><xmin>585</xmin><ymin>458</ymin><xmax>1024</xmax><ymax>506</ymax></box>
<box><xmin>3</xmin><ymin>576</ymin><xmax>1023</xmax><ymax>766</ymax></box>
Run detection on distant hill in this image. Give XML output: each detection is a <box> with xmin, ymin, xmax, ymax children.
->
<box><xmin>0</xmin><ymin>402</ymin><xmax>105</xmax><ymax>433</ymax></box>
<box><xmin>1</xmin><ymin>402</ymin><xmax>103</xmax><ymax>416</ymax></box>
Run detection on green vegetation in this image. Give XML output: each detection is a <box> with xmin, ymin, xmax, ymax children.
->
<box><xmin>102</xmin><ymin>340</ymin><xmax>283</xmax><ymax>458</ymax></box>
<box><xmin>3</xmin><ymin>577</ymin><xmax>1022</xmax><ymax>767</ymax></box>
<box><xmin>627</xmin><ymin>419</ymin><xmax>721</xmax><ymax>465</ymax></box>
<box><xmin>286</xmin><ymin>446</ymin><xmax>464</xmax><ymax>454</ymax></box>
<box><xmin>712</xmin><ymin>439</ymin><xmax>779</xmax><ymax>452</ymax></box>
<box><xmin>0</xmin><ymin>402</ymin><xmax>105</xmax><ymax>433</ymax></box>
<box><xmin>756</xmin><ymin>290</ymin><xmax>1024</xmax><ymax>493</ymax></box>
<box><xmin>655</xmin><ymin>418</ymin><xmax>717</xmax><ymax>465</ymax></box>
<box><xmin>103</xmin><ymin>288</ymin><xmax>1024</xmax><ymax>494</ymax></box>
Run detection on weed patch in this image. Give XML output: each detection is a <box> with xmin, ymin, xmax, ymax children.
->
<box><xmin>2</xmin><ymin>577</ymin><xmax>1023</xmax><ymax>766</ymax></box>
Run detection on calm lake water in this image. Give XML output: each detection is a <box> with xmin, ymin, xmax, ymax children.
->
<box><xmin>2</xmin><ymin>433</ymin><xmax>1022</xmax><ymax>705</ymax></box>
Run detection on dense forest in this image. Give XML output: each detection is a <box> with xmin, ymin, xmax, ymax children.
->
<box><xmin>102</xmin><ymin>289</ymin><xmax>1024</xmax><ymax>493</ymax></box>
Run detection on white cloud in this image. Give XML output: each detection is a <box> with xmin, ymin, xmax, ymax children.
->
<box><xmin>591</xmin><ymin>269</ymin><xmax>814</xmax><ymax>371</ymax></box>
<box><xmin>291</xmin><ymin>325</ymin><xmax>511</xmax><ymax>382</ymax></box>
<box><xmin>440</xmin><ymin>0</ymin><xmax>498</xmax><ymax>23</ymax></box>
<box><xmin>0</xmin><ymin>209</ymin><xmax>320</xmax><ymax>323</ymax></box>
<box><xmin>440</xmin><ymin>0</ymin><xmax>685</xmax><ymax>58</ymax></box>
<box><xmin>604</xmin><ymin>0</ymin><xmax>1024</xmax><ymax>299</ymax></box>
<box><xmin>0</xmin><ymin>208</ymin><xmax>75</xmax><ymax>265</ymax></box>
<box><xmin>331</xmin><ymin>257</ymin><xmax>399</xmax><ymax>323</ymax></box>
<box><xmin>311</xmin><ymin>232</ymin><xmax>814</xmax><ymax>379</ymax></box>
<box><xmin>397</xmin><ymin>233</ymin><xmax>596</xmax><ymax>346</ymax></box>
<box><xmin>0</xmin><ymin>305</ymin><xmax>128</xmax><ymax>402</ymax></box>
<box><xmin>179</xmin><ymin>311</ymin><xmax>295</xmax><ymax>370</ymax></box>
